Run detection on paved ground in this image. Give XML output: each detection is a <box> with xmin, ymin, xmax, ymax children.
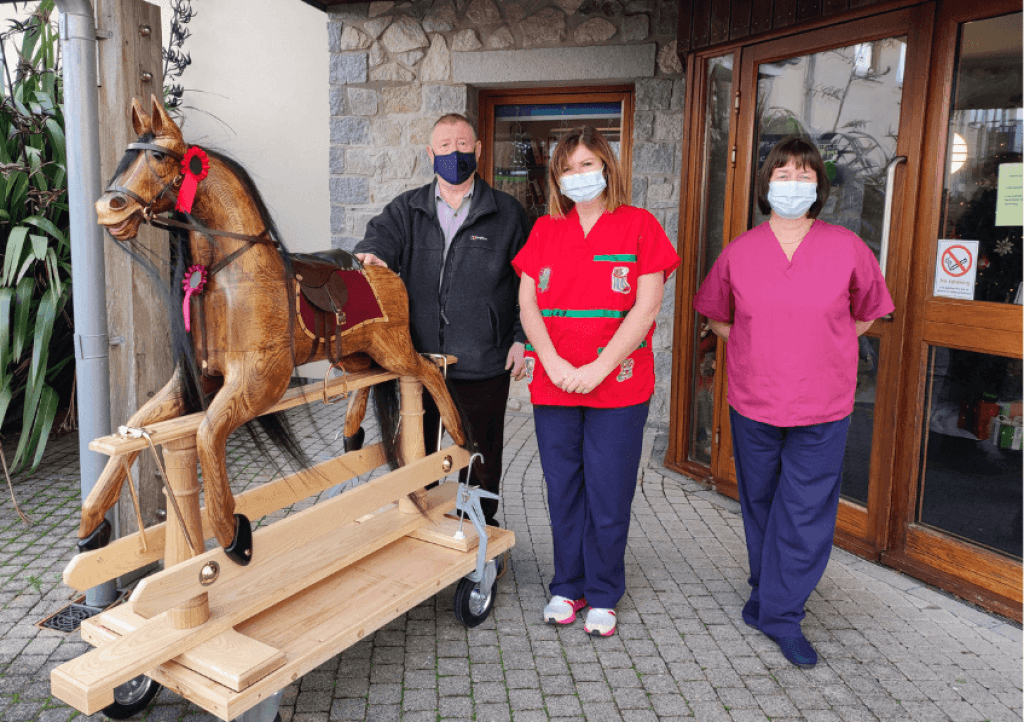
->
<box><xmin>0</xmin><ymin>399</ymin><xmax>1021</xmax><ymax>722</ymax></box>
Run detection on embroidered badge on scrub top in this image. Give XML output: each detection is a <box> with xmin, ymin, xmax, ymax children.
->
<box><xmin>617</xmin><ymin>358</ymin><xmax>634</xmax><ymax>382</ymax></box>
<box><xmin>538</xmin><ymin>267</ymin><xmax>551</xmax><ymax>292</ymax></box>
<box><xmin>611</xmin><ymin>266</ymin><xmax>631</xmax><ymax>294</ymax></box>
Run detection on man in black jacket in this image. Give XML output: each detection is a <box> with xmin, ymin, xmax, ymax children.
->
<box><xmin>355</xmin><ymin>113</ymin><xmax>528</xmax><ymax>529</ymax></box>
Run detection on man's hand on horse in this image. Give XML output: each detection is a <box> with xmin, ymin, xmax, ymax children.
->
<box><xmin>506</xmin><ymin>341</ymin><xmax>527</xmax><ymax>381</ymax></box>
<box><xmin>356</xmin><ymin>252</ymin><xmax>388</xmax><ymax>268</ymax></box>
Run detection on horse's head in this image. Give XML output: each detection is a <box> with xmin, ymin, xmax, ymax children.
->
<box><xmin>96</xmin><ymin>95</ymin><xmax>188</xmax><ymax>241</ymax></box>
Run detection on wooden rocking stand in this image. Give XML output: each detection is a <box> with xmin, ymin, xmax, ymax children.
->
<box><xmin>51</xmin><ymin>367</ymin><xmax>514</xmax><ymax>721</ymax></box>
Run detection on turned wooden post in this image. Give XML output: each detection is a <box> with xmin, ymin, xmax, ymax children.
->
<box><xmin>161</xmin><ymin>437</ymin><xmax>210</xmax><ymax>628</ymax></box>
<box><xmin>398</xmin><ymin>376</ymin><xmax>427</xmax><ymax>514</ymax></box>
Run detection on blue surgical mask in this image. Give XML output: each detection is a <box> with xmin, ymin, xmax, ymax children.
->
<box><xmin>559</xmin><ymin>168</ymin><xmax>607</xmax><ymax>203</ymax></box>
<box><xmin>767</xmin><ymin>181</ymin><xmax>817</xmax><ymax>219</ymax></box>
<box><xmin>433</xmin><ymin>150</ymin><xmax>477</xmax><ymax>185</ymax></box>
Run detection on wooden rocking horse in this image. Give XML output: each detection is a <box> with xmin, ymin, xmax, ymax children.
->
<box><xmin>84</xmin><ymin>96</ymin><xmax>468</xmax><ymax>566</ymax></box>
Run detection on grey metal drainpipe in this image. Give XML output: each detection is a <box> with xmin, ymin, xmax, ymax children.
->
<box><xmin>55</xmin><ymin>0</ymin><xmax>117</xmax><ymax>607</ymax></box>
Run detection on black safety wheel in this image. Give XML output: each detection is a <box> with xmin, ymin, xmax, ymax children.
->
<box><xmin>453</xmin><ymin>575</ymin><xmax>497</xmax><ymax>627</ymax></box>
<box><xmin>101</xmin><ymin>675</ymin><xmax>161</xmax><ymax>719</ymax></box>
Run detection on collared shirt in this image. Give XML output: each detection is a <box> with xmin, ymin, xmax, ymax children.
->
<box><xmin>512</xmin><ymin>205</ymin><xmax>680</xmax><ymax>408</ymax></box>
<box><xmin>693</xmin><ymin>220</ymin><xmax>895</xmax><ymax>427</ymax></box>
<box><xmin>435</xmin><ymin>178</ymin><xmax>475</xmax><ymax>265</ymax></box>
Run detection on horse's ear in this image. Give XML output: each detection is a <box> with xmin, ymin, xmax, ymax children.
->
<box><xmin>131</xmin><ymin>98</ymin><xmax>152</xmax><ymax>137</ymax></box>
<box><xmin>150</xmin><ymin>94</ymin><xmax>181</xmax><ymax>140</ymax></box>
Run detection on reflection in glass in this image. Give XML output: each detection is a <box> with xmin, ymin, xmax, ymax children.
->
<box><xmin>493</xmin><ymin>103</ymin><xmax>623</xmax><ymax>232</ymax></box>
<box><xmin>918</xmin><ymin>346</ymin><xmax>1022</xmax><ymax>559</ymax></box>
<box><xmin>690</xmin><ymin>55</ymin><xmax>734</xmax><ymax>465</ymax></box>
<box><xmin>751</xmin><ymin>36</ymin><xmax>908</xmax><ymax>259</ymax></box>
<box><xmin>937</xmin><ymin>12</ymin><xmax>1023</xmax><ymax>305</ymax></box>
<box><xmin>841</xmin><ymin>335</ymin><xmax>880</xmax><ymax>505</ymax></box>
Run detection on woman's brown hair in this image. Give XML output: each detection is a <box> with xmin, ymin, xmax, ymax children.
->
<box><xmin>754</xmin><ymin>136</ymin><xmax>830</xmax><ymax>218</ymax></box>
<box><xmin>547</xmin><ymin>125</ymin><xmax>628</xmax><ymax>219</ymax></box>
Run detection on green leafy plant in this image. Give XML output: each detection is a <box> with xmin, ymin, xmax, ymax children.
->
<box><xmin>0</xmin><ymin>0</ymin><xmax>74</xmax><ymax>478</ymax></box>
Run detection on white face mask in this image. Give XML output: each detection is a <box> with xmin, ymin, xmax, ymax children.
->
<box><xmin>559</xmin><ymin>168</ymin><xmax>607</xmax><ymax>203</ymax></box>
<box><xmin>767</xmin><ymin>180</ymin><xmax>817</xmax><ymax>219</ymax></box>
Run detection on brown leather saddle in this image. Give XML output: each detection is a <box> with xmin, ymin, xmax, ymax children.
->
<box><xmin>291</xmin><ymin>249</ymin><xmax>383</xmax><ymax>364</ymax></box>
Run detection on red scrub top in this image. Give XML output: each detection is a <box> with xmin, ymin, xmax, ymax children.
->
<box><xmin>512</xmin><ymin>205</ymin><xmax>680</xmax><ymax>408</ymax></box>
<box><xmin>693</xmin><ymin>220</ymin><xmax>895</xmax><ymax>427</ymax></box>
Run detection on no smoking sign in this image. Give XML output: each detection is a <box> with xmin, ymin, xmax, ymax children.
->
<box><xmin>934</xmin><ymin>239</ymin><xmax>979</xmax><ymax>300</ymax></box>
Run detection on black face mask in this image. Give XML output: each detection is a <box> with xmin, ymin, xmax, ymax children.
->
<box><xmin>433</xmin><ymin>150</ymin><xmax>477</xmax><ymax>185</ymax></box>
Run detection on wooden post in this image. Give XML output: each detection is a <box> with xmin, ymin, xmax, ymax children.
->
<box><xmin>398</xmin><ymin>377</ymin><xmax>427</xmax><ymax>514</ymax></box>
<box><xmin>96</xmin><ymin>0</ymin><xmax>173</xmax><ymax>548</ymax></box>
<box><xmin>161</xmin><ymin>438</ymin><xmax>209</xmax><ymax>629</ymax></box>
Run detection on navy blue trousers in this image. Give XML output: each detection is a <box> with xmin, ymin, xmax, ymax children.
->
<box><xmin>729</xmin><ymin>408</ymin><xmax>851</xmax><ymax>638</ymax></box>
<box><xmin>534</xmin><ymin>403</ymin><xmax>649</xmax><ymax>609</ymax></box>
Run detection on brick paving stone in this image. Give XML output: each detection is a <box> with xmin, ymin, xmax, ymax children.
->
<box><xmin>438</xmin><ymin>695</ymin><xmax>473</xmax><ymax>717</ymax></box>
<box><xmin>475</xmin><ymin>702</ymin><xmax>512</xmax><ymax>721</ymax></box>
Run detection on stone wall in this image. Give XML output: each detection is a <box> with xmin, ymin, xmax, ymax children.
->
<box><xmin>327</xmin><ymin>0</ymin><xmax>685</xmax><ymax>424</ymax></box>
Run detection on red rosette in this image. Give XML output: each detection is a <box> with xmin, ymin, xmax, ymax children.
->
<box><xmin>182</xmin><ymin>264</ymin><xmax>208</xmax><ymax>332</ymax></box>
<box><xmin>176</xmin><ymin>146</ymin><xmax>210</xmax><ymax>213</ymax></box>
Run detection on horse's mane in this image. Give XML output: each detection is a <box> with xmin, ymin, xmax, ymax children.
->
<box><xmin>107</xmin><ymin>136</ymin><xmax>311</xmax><ymax>474</ymax></box>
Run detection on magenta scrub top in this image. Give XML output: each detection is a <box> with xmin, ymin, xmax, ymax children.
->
<box><xmin>693</xmin><ymin>220</ymin><xmax>895</xmax><ymax>427</ymax></box>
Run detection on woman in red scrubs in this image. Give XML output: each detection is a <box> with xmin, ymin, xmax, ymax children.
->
<box><xmin>513</xmin><ymin>126</ymin><xmax>679</xmax><ymax>637</ymax></box>
<box><xmin>694</xmin><ymin>137</ymin><xmax>894</xmax><ymax>667</ymax></box>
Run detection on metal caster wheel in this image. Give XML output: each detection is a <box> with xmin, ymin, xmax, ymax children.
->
<box><xmin>453</xmin><ymin>575</ymin><xmax>496</xmax><ymax>627</ymax></box>
<box><xmin>102</xmin><ymin>675</ymin><xmax>161</xmax><ymax>719</ymax></box>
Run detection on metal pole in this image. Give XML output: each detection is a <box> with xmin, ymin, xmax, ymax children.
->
<box><xmin>55</xmin><ymin>0</ymin><xmax>117</xmax><ymax>607</ymax></box>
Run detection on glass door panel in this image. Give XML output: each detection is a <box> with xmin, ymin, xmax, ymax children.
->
<box><xmin>918</xmin><ymin>346</ymin><xmax>1022</xmax><ymax>559</ymax></box>
<box><xmin>488</xmin><ymin>98</ymin><xmax>628</xmax><ymax>232</ymax></box>
<box><xmin>934</xmin><ymin>13</ymin><xmax>1022</xmax><ymax>305</ymax></box>
<box><xmin>691</xmin><ymin>55</ymin><xmax>735</xmax><ymax>466</ymax></box>
<box><xmin>743</xmin><ymin>34</ymin><xmax>907</xmax><ymax>508</ymax></box>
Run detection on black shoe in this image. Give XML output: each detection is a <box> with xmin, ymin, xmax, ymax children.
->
<box><xmin>742</xmin><ymin>599</ymin><xmax>759</xmax><ymax>629</ymax></box>
<box><xmin>769</xmin><ymin>634</ymin><xmax>817</xmax><ymax>668</ymax></box>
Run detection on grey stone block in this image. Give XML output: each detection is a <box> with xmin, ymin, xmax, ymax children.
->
<box><xmin>330</xmin><ymin>86</ymin><xmax>346</xmax><ymax>115</ymax></box>
<box><xmin>633</xmin><ymin>143</ymin><xmax>675</xmax><ymax>174</ymax></box>
<box><xmin>636</xmin><ymin>78</ymin><xmax>673</xmax><ymax>110</ymax></box>
<box><xmin>329</xmin><ymin>178</ymin><xmax>370</xmax><ymax>205</ymax></box>
<box><xmin>347</xmin><ymin>88</ymin><xmax>378</xmax><ymax>116</ymax></box>
<box><xmin>330</xmin><ymin>147</ymin><xmax>345</xmax><ymax>174</ymax></box>
<box><xmin>454</xmin><ymin>44</ymin><xmax>656</xmax><ymax>85</ymax></box>
<box><xmin>423</xmin><ymin>84</ymin><xmax>468</xmax><ymax>114</ymax></box>
<box><xmin>331</xmin><ymin>201</ymin><xmax>348</xmax><ymax>232</ymax></box>
<box><xmin>330</xmin><ymin>53</ymin><xmax>368</xmax><ymax>85</ymax></box>
<box><xmin>331</xmin><ymin>117</ymin><xmax>370</xmax><ymax>145</ymax></box>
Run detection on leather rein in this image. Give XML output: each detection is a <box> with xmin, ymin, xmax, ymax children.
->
<box><xmin>106</xmin><ymin>142</ymin><xmax>274</xmax><ymax>277</ymax></box>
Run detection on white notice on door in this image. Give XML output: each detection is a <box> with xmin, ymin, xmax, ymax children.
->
<box><xmin>934</xmin><ymin>239</ymin><xmax>979</xmax><ymax>300</ymax></box>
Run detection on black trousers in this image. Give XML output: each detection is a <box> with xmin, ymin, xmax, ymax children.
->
<box><xmin>422</xmin><ymin>373</ymin><xmax>511</xmax><ymax>526</ymax></box>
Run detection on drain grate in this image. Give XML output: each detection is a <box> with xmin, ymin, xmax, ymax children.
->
<box><xmin>37</xmin><ymin>597</ymin><xmax>105</xmax><ymax>633</ymax></box>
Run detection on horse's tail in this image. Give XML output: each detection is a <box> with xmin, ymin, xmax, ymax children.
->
<box><xmin>371</xmin><ymin>376</ymin><xmax>477</xmax><ymax>471</ymax></box>
<box><xmin>372</xmin><ymin>379</ymin><xmax>402</xmax><ymax>470</ymax></box>
<box><xmin>247</xmin><ymin>411</ymin><xmax>311</xmax><ymax>472</ymax></box>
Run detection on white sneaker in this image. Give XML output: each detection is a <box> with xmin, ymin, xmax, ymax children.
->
<box><xmin>583</xmin><ymin>607</ymin><xmax>617</xmax><ymax>637</ymax></box>
<box><xmin>543</xmin><ymin>595</ymin><xmax>587</xmax><ymax>625</ymax></box>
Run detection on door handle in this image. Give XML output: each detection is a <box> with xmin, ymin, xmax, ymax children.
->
<box><xmin>879</xmin><ymin>155</ymin><xmax>906</xmax><ymax>281</ymax></box>
<box><xmin>878</xmin><ymin>155</ymin><xmax>906</xmax><ymax>321</ymax></box>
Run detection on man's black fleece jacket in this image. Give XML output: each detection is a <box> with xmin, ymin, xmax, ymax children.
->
<box><xmin>354</xmin><ymin>177</ymin><xmax>529</xmax><ymax>380</ymax></box>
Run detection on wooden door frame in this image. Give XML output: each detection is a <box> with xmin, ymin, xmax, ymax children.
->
<box><xmin>880</xmin><ymin>0</ymin><xmax>1023</xmax><ymax>621</ymax></box>
<box><xmin>477</xmin><ymin>86</ymin><xmax>635</xmax><ymax>195</ymax></box>
<box><xmin>666</xmin><ymin>47</ymin><xmax>743</xmax><ymax>486</ymax></box>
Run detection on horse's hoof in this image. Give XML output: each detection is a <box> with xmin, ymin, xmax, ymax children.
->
<box><xmin>343</xmin><ymin>427</ymin><xmax>365</xmax><ymax>453</ymax></box>
<box><xmin>77</xmin><ymin>519</ymin><xmax>112</xmax><ymax>553</ymax></box>
<box><xmin>224</xmin><ymin>514</ymin><xmax>253</xmax><ymax>566</ymax></box>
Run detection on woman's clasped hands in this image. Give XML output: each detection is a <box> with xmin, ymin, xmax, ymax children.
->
<box><xmin>544</xmin><ymin>355</ymin><xmax>610</xmax><ymax>395</ymax></box>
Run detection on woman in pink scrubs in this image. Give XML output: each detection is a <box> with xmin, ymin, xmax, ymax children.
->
<box><xmin>693</xmin><ymin>137</ymin><xmax>894</xmax><ymax>668</ymax></box>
